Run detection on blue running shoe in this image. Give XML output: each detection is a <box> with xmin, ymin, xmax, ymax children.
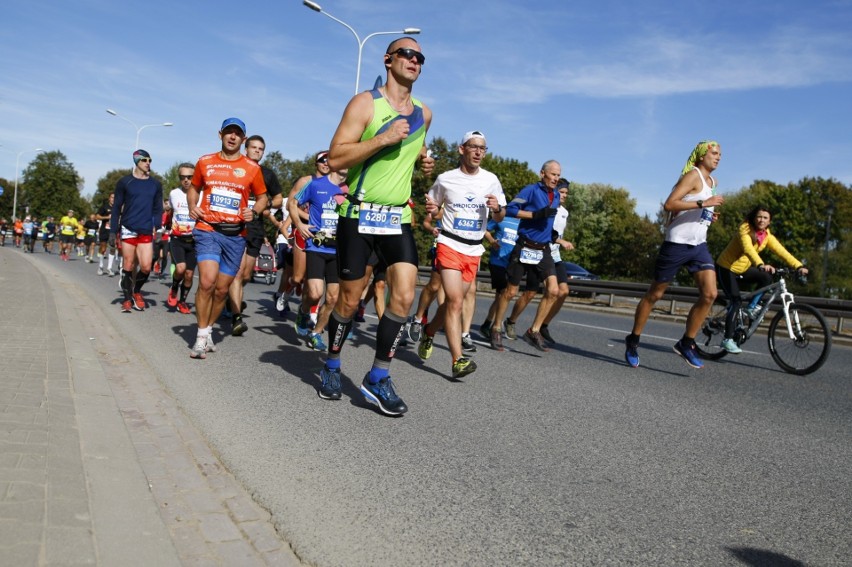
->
<box><xmin>673</xmin><ymin>340</ymin><xmax>704</xmax><ymax>369</ymax></box>
<box><xmin>360</xmin><ymin>374</ymin><xmax>408</xmax><ymax>416</ymax></box>
<box><xmin>318</xmin><ymin>365</ymin><xmax>342</xmax><ymax>400</ymax></box>
<box><xmin>309</xmin><ymin>332</ymin><xmax>327</xmax><ymax>351</ymax></box>
<box><xmin>625</xmin><ymin>335</ymin><xmax>640</xmax><ymax>368</ymax></box>
<box><xmin>295</xmin><ymin>309</ymin><xmax>310</xmax><ymax>337</ymax></box>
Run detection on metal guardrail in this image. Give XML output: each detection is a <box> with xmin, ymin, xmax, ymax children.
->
<box><xmin>417</xmin><ymin>267</ymin><xmax>852</xmax><ymax>335</ymax></box>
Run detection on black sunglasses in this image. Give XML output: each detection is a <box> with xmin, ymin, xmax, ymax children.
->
<box><xmin>179</xmin><ymin>175</ymin><xmax>193</xmax><ymax>180</ymax></box>
<box><xmin>389</xmin><ymin>47</ymin><xmax>425</xmax><ymax>66</ymax></box>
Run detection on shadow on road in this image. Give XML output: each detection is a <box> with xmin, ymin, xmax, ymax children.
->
<box><xmin>725</xmin><ymin>546</ymin><xmax>805</xmax><ymax>567</ymax></box>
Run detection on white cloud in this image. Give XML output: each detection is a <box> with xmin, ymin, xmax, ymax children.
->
<box><xmin>468</xmin><ymin>26</ymin><xmax>852</xmax><ymax>104</ymax></box>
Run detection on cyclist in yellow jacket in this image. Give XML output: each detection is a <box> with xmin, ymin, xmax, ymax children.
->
<box><xmin>715</xmin><ymin>204</ymin><xmax>808</xmax><ymax>353</ymax></box>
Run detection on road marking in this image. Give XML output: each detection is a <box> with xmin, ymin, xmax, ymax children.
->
<box><xmin>557</xmin><ymin>320</ymin><xmax>765</xmax><ymax>356</ymax></box>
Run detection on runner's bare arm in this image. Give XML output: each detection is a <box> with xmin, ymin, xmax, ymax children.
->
<box><xmin>328</xmin><ymin>92</ymin><xmax>408</xmax><ymax>171</ymax></box>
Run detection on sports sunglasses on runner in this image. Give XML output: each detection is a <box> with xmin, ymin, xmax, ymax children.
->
<box><xmin>389</xmin><ymin>47</ymin><xmax>425</xmax><ymax>65</ymax></box>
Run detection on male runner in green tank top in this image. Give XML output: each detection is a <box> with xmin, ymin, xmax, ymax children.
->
<box><xmin>317</xmin><ymin>36</ymin><xmax>434</xmax><ymax>415</ymax></box>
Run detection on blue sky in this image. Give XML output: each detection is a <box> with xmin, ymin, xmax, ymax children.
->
<box><xmin>2</xmin><ymin>0</ymin><xmax>851</xmax><ymax>217</ymax></box>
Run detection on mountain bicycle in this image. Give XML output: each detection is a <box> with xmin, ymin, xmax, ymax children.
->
<box><xmin>695</xmin><ymin>268</ymin><xmax>831</xmax><ymax>375</ymax></box>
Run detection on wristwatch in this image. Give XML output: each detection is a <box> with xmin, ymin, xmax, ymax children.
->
<box><xmin>696</xmin><ymin>200</ymin><xmax>704</xmax><ymax>209</ymax></box>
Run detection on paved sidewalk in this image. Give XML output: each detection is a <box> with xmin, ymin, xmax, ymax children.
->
<box><xmin>0</xmin><ymin>248</ymin><xmax>301</xmax><ymax>566</ymax></box>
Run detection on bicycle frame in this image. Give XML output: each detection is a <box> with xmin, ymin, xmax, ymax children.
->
<box><xmin>731</xmin><ymin>271</ymin><xmax>795</xmax><ymax>342</ymax></box>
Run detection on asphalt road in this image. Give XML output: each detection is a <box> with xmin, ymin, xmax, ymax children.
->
<box><xmin>27</xmin><ymin>253</ymin><xmax>852</xmax><ymax>566</ymax></box>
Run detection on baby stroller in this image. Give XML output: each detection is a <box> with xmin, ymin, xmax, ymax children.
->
<box><xmin>252</xmin><ymin>241</ymin><xmax>277</xmax><ymax>285</ymax></box>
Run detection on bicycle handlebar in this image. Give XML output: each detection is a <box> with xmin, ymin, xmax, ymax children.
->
<box><xmin>774</xmin><ymin>267</ymin><xmax>808</xmax><ymax>285</ymax></box>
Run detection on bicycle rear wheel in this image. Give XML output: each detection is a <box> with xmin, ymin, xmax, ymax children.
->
<box><xmin>767</xmin><ymin>303</ymin><xmax>832</xmax><ymax>375</ymax></box>
<box><xmin>694</xmin><ymin>304</ymin><xmax>730</xmax><ymax>360</ymax></box>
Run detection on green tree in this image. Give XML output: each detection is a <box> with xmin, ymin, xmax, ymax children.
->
<box><xmin>0</xmin><ymin>176</ymin><xmax>13</xmax><ymax>219</ymax></box>
<box><xmin>563</xmin><ymin>183</ymin><xmax>661</xmax><ymax>281</ymax></box>
<box><xmin>20</xmin><ymin>151</ymin><xmax>87</xmax><ymax>219</ymax></box>
<box><xmin>264</xmin><ymin>151</ymin><xmax>324</xmax><ymax>191</ymax></box>
<box><xmin>91</xmin><ymin>169</ymin><xmax>130</xmax><ymax>210</ymax></box>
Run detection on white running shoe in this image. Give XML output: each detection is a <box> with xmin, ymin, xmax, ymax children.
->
<box><xmin>190</xmin><ymin>338</ymin><xmax>207</xmax><ymax>359</ymax></box>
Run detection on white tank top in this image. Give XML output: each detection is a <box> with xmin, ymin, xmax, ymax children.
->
<box><xmin>665</xmin><ymin>168</ymin><xmax>716</xmax><ymax>245</ymax></box>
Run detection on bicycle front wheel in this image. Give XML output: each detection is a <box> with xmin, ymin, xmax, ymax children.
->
<box><xmin>767</xmin><ymin>303</ymin><xmax>832</xmax><ymax>375</ymax></box>
<box><xmin>694</xmin><ymin>304</ymin><xmax>730</xmax><ymax>360</ymax></box>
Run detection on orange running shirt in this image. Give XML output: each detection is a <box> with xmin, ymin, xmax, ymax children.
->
<box><xmin>191</xmin><ymin>152</ymin><xmax>267</xmax><ymax>231</ymax></box>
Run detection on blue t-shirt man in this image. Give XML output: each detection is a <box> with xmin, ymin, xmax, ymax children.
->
<box><xmin>487</xmin><ymin>216</ymin><xmax>521</xmax><ymax>268</ymax></box>
<box><xmin>295</xmin><ymin>175</ymin><xmax>346</xmax><ymax>255</ymax></box>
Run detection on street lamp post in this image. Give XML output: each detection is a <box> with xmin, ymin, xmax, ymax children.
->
<box><xmin>105</xmin><ymin>109</ymin><xmax>173</xmax><ymax>150</ymax></box>
<box><xmin>302</xmin><ymin>0</ymin><xmax>420</xmax><ymax>94</ymax></box>
<box><xmin>12</xmin><ymin>148</ymin><xmax>44</xmax><ymax>221</ymax></box>
<box><xmin>821</xmin><ymin>200</ymin><xmax>835</xmax><ymax>297</ymax></box>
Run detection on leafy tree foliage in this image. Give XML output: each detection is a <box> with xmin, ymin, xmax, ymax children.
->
<box><xmin>91</xmin><ymin>169</ymin><xmax>130</xmax><ymax>210</ymax></box>
<box><xmin>563</xmin><ymin>183</ymin><xmax>661</xmax><ymax>281</ymax></box>
<box><xmin>19</xmin><ymin>151</ymin><xmax>87</xmax><ymax>219</ymax></box>
<box><xmin>0</xmin><ymin>176</ymin><xmax>13</xmax><ymax>220</ymax></box>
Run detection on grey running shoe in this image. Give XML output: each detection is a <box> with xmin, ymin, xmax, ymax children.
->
<box><xmin>360</xmin><ymin>374</ymin><xmax>408</xmax><ymax>416</ymax></box>
<box><xmin>408</xmin><ymin>317</ymin><xmax>423</xmax><ymax>343</ymax></box>
<box><xmin>190</xmin><ymin>338</ymin><xmax>207</xmax><ymax>359</ymax></box>
<box><xmin>319</xmin><ymin>365</ymin><xmax>342</xmax><ymax>400</ymax></box>
<box><xmin>490</xmin><ymin>328</ymin><xmax>504</xmax><ymax>352</ymax></box>
<box><xmin>204</xmin><ymin>333</ymin><xmax>217</xmax><ymax>353</ymax></box>
<box><xmin>461</xmin><ymin>333</ymin><xmax>477</xmax><ymax>352</ymax></box>
<box><xmin>504</xmin><ymin>319</ymin><xmax>517</xmax><ymax>340</ymax></box>
<box><xmin>524</xmin><ymin>328</ymin><xmax>548</xmax><ymax>352</ymax></box>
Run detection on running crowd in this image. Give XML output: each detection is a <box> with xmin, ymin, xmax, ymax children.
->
<box><xmin>7</xmin><ymin>37</ymin><xmax>809</xmax><ymax>417</ymax></box>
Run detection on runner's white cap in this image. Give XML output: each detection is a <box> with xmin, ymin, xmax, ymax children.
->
<box><xmin>461</xmin><ymin>131</ymin><xmax>485</xmax><ymax>144</ymax></box>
